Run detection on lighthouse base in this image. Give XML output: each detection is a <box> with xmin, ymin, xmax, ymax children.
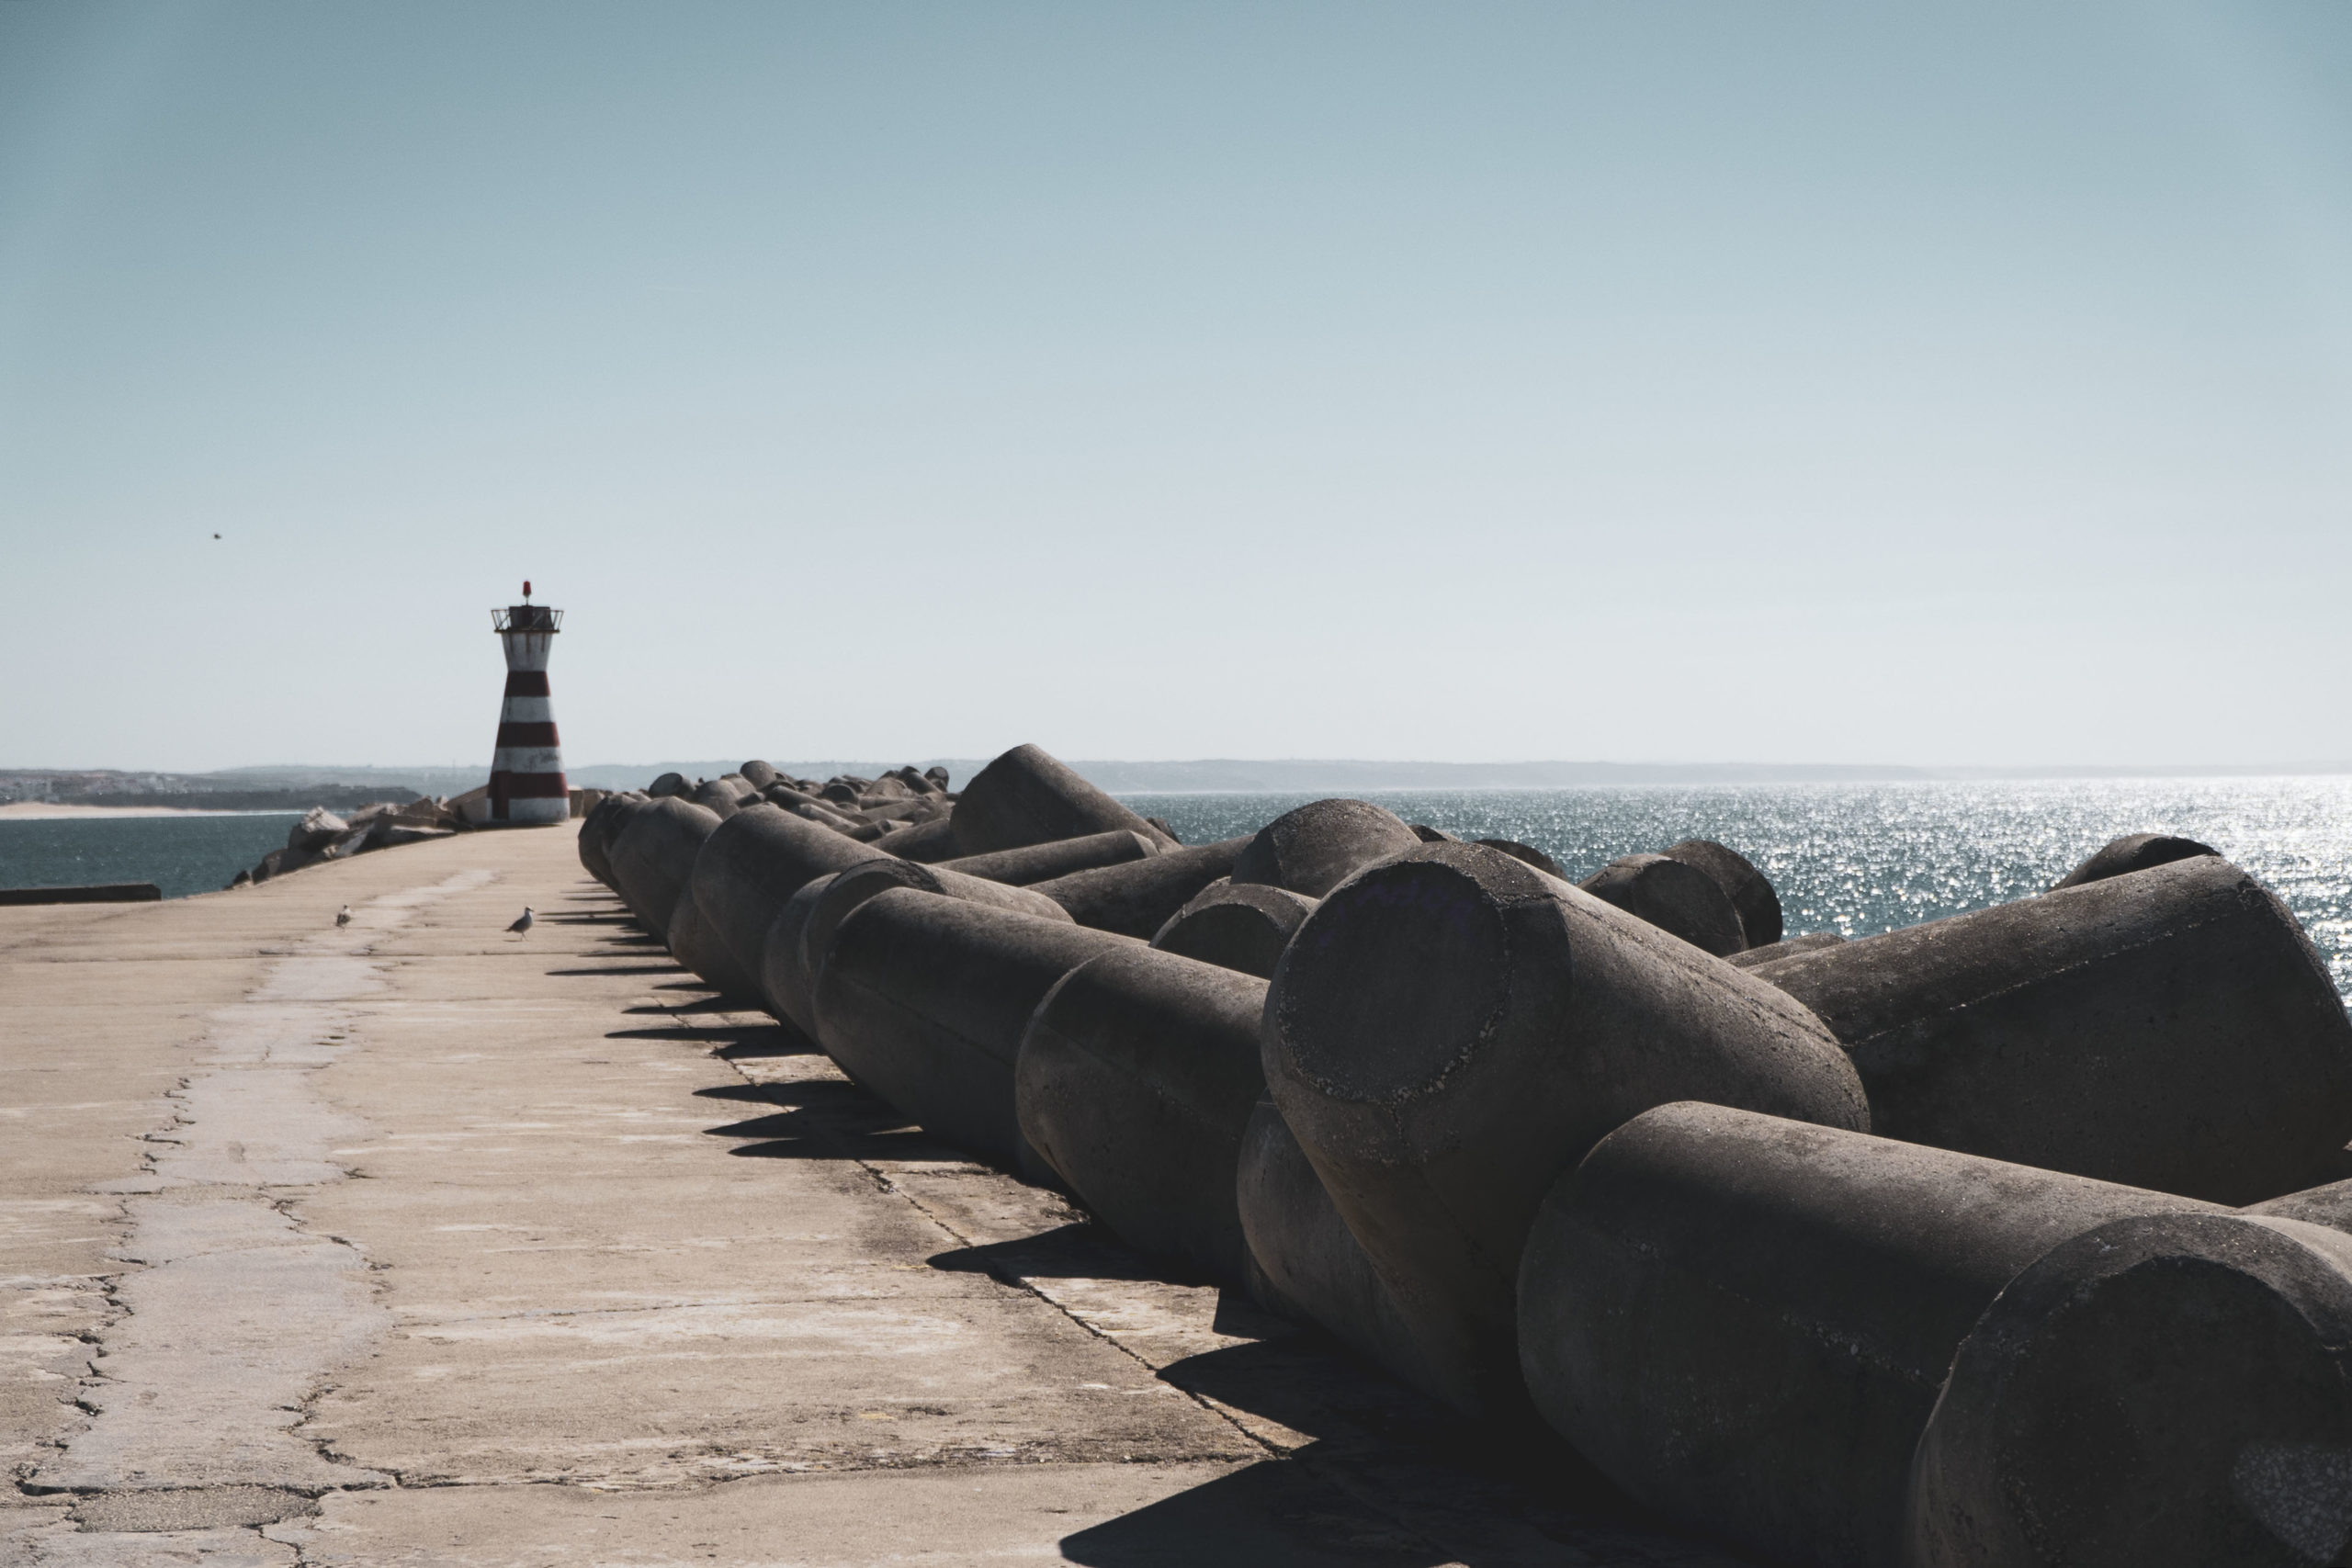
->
<box><xmin>491</xmin><ymin>796</ymin><xmax>571</xmax><ymax>827</ymax></box>
<box><xmin>454</xmin><ymin>780</ymin><xmax>572</xmax><ymax>828</ymax></box>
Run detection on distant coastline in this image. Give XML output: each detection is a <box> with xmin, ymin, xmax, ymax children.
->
<box><xmin>9</xmin><ymin>758</ymin><xmax>2352</xmax><ymax>806</ymax></box>
<box><xmin>0</xmin><ymin>802</ymin><xmax>298</xmax><ymax>820</ymax></box>
<box><xmin>564</xmin><ymin>758</ymin><xmax>2352</xmax><ymax>794</ymax></box>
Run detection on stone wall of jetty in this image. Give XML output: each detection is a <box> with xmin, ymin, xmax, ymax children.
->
<box><xmin>229</xmin><ymin>785</ymin><xmax>612</xmax><ymax>886</ymax></box>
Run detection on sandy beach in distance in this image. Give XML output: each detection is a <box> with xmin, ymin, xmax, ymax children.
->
<box><xmin>0</xmin><ymin>802</ymin><xmax>292</xmax><ymax>819</ymax></box>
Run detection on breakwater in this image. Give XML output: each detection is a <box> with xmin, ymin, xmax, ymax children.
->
<box><xmin>588</xmin><ymin>745</ymin><xmax>2352</xmax><ymax>1568</ymax></box>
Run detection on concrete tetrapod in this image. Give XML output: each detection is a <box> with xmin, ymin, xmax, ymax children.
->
<box><xmin>2049</xmin><ymin>829</ymin><xmax>2220</xmax><ymax>890</ymax></box>
<box><xmin>1660</xmin><ymin>838</ymin><xmax>1783</xmax><ymax>948</ymax></box>
<box><xmin>1470</xmin><ymin>839</ymin><xmax>1566</xmax><ymax>878</ymax></box>
<box><xmin>938</xmin><ymin>829</ymin><xmax>1159</xmax><ymax>887</ymax></box>
<box><xmin>597</xmin><ymin>792</ymin><xmax>653</xmax><ymax>863</ymax></box>
<box><xmin>690</xmin><ymin>776</ymin><xmax>748</xmax><ymax>818</ymax></box>
<box><xmin>760</xmin><ymin>874</ymin><xmax>841</xmax><ymax>1040</ymax></box>
<box><xmin>1031</xmin><ymin>837</ymin><xmax>1250</xmax><ymax>939</ymax></box>
<box><xmin>1750</xmin><ymin>852</ymin><xmax>2352</xmax><ymax>1203</ymax></box>
<box><xmin>577</xmin><ymin>793</ymin><xmax>643</xmax><ymax>888</ymax></box>
<box><xmin>786</xmin><ymin>857</ymin><xmax>1074</xmax><ymax>1037</ymax></box>
<box><xmin>1724</xmin><ymin>931</ymin><xmax>1845</xmax><ymax>969</ymax></box>
<box><xmin>664</xmin><ymin>886</ymin><xmax>763</xmax><ymax>1002</ymax></box>
<box><xmin>1262</xmin><ymin>841</ymin><xmax>1869</xmax><ymax>1416</ymax></box>
<box><xmin>1230</xmin><ymin>798</ymin><xmax>1423</xmax><ymax>897</ymax></box>
<box><xmin>2244</xmin><ymin>1176</ymin><xmax>2352</xmax><ymax>1231</ymax></box>
<box><xmin>949</xmin><ymin>743</ymin><xmax>1175</xmax><ymax>856</ymax></box>
<box><xmin>871</xmin><ymin>815</ymin><xmax>960</xmax><ymax>862</ymax></box>
<box><xmin>760</xmin><ymin>781</ymin><xmax>828</xmax><ymax>815</ymax></box>
<box><xmin>1577</xmin><ymin>853</ymin><xmax>1747</xmax><ymax>958</ymax></box>
<box><xmin>1516</xmin><ymin>1101</ymin><xmax>2215</xmax><ymax>1568</ymax></box>
<box><xmin>575</xmin><ymin>795</ymin><xmax>613</xmax><ymax>882</ymax></box>
<box><xmin>739</xmin><ymin>759</ymin><xmax>780</xmax><ymax>790</ymax></box>
<box><xmin>1148</xmin><ymin>879</ymin><xmax>1317</xmax><ymax>978</ymax></box>
<box><xmin>809</xmin><ymin>888</ymin><xmax>1136</xmax><ymax>1179</ymax></box>
<box><xmin>606</xmin><ymin>798</ymin><xmax>725</xmax><ymax>941</ymax></box>
<box><xmin>689</xmin><ymin>803</ymin><xmax>893</xmax><ymax>983</ymax></box>
<box><xmin>794</xmin><ymin>799</ymin><xmax>866</xmax><ymax>836</ymax></box>
<box><xmin>1906</xmin><ymin>1211</ymin><xmax>2352</xmax><ymax>1568</ymax></box>
<box><xmin>1013</xmin><ymin>947</ymin><xmax>1267</xmax><ymax>1281</ymax></box>
<box><xmin>1235</xmin><ymin>1100</ymin><xmax>1449</xmax><ymax>1399</ymax></box>
<box><xmin>761</xmin><ymin>858</ymin><xmax>1076</xmax><ymax>1034</ymax></box>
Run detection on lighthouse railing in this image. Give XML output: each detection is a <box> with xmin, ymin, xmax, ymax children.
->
<box><xmin>492</xmin><ymin>606</ymin><xmax>563</xmax><ymax>634</ymax></box>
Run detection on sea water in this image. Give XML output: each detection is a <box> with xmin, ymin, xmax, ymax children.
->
<box><xmin>0</xmin><ymin>814</ymin><xmax>303</xmax><ymax>901</ymax></box>
<box><xmin>1130</xmin><ymin>776</ymin><xmax>2352</xmax><ymax>998</ymax></box>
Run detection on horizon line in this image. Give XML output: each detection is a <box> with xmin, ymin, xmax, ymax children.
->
<box><xmin>12</xmin><ymin>758</ymin><xmax>2352</xmax><ymax>779</ymax></box>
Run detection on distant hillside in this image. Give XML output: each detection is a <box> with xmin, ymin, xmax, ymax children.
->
<box><xmin>201</xmin><ymin>764</ymin><xmax>490</xmax><ymax>797</ymax></box>
<box><xmin>74</xmin><ymin>786</ymin><xmax>428</xmax><ymax>813</ymax></box>
<box><xmin>0</xmin><ymin>769</ymin><xmax>435</xmax><ymax>811</ymax></box>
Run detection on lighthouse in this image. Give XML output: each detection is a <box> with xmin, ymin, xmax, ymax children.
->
<box><xmin>486</xmin><ymin>581</ymin><xmax>569</xmax><ymax>825</ymax></box>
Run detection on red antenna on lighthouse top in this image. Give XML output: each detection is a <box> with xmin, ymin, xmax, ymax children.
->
<box><xmin>522</xmin><ymin>581</ymin><xmax>532</xmax><ymax>601</ymax></box>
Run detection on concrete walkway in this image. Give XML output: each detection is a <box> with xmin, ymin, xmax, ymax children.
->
<box><xmin>2</xmin><ymin>824</ymin><xmax>1747</xmax><ymax>1566</ymax></box>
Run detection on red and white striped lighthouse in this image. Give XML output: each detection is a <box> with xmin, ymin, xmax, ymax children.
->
<box><xmin>487</xmin><ymin>581</ymin><xmax>569</xmax><ymax>826</ymax></box>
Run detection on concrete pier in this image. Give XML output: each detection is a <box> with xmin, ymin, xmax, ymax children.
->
<box><xmin>1</xmin><ymin>823</ymin><xmax>1751</xmax><ymax>1565</ymax></box>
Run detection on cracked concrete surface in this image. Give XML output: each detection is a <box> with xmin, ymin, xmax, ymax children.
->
<box><xmin>35</xmin><ymin>1194</ymin><xmax>386</xmax><ymax>1495</ymax></box>
<box><xmin>4</xmin><ymin>824</ymin><xmax>1753</xmax><ymax>1565</ymax></box>
<box><xmin>31</xmin><ymin>878</ymin><xmax>490</xmax><ymax>1505</ymax></box>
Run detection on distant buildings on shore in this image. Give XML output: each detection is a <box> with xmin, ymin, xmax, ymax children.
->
<box><xmin>0</xmin><ymin>770</ymin><xmax>451</xmax><ymax>813</ymax></box>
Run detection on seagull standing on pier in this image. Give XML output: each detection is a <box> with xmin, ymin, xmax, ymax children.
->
<box><xmin>507</xmin><ymin>907</ymin><xmax>535</xmax><ymax>934</ymax></box>
<box><xmin>335</xmin><ymin>906</ymin><xmax>352</xmax><ymax>927</ymax></box>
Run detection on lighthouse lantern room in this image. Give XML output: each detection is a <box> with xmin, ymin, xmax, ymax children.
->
<box><xmin>486</xmin><ymin>581</ymin><xmax>569</xmax><ymax>826</ymax></box>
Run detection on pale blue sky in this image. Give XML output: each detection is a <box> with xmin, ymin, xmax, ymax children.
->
<box><xmin>4</xmin><ymin>2</ymin><xmax>2349</xmax><ymax>771</ymax></box>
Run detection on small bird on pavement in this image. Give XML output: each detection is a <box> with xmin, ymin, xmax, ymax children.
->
<box><xmin>507</xmin><ymin>907</ymin><xmax>536</xmax><ymax>934</ymax></box>
<box><xmin>335</xmin><ymin>906</ymin><xmax>352</xmax><ymax>927</ymax></box>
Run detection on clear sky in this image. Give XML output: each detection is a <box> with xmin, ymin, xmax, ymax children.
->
<box><xmin>4</xmin><ymin>1</ymin><xmax>2349</xmax><ymax>772</ymax></box>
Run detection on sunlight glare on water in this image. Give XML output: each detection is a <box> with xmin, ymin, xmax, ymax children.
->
<box><xmin>1127</xmin><ymin>778</ymin><xmax>2352</xmax><ymax>999</ymax></box>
